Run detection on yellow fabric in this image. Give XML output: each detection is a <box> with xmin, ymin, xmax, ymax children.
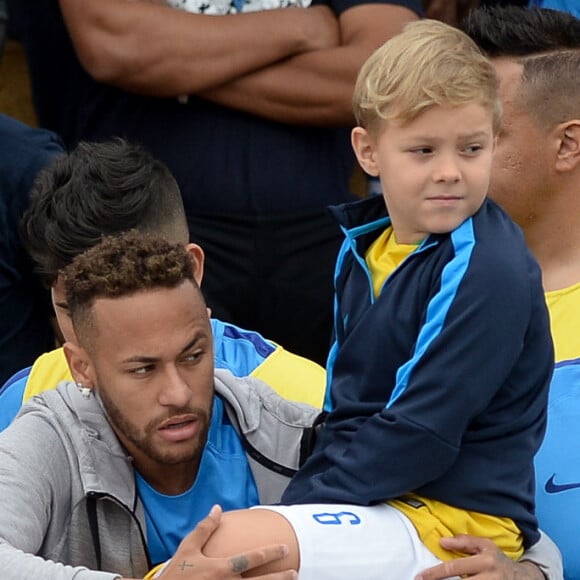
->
<box><xmin>545</xmin><ymin>281</ymin><xmax>580</xmax><ymax>363</ymax></box>
<box><xmin>24</xmin><ymin>347</ymin><xmax>72</xmax><ymax>403</ymax></box>
<box><xmin>365</xmin><ymin>226</ymin><xmax>417</xmax><ymax>299</ymax></box>
<box><xmin>144</xmin><ymin>563</ymin><xmax>165</xmax><ymax>579</ymax></box>
<box><xmin>389</xmin><ymin>495</ymin><xmax>523</xmax><ymax>562</ymax></box>
<box><xmin>250</xmin><ymin>345</ymin><xmax>325</xmax><ymax>409</ymax></box>
<box><xmin>250</xmin><ymin>345</ymin><xmax>326</xmax><ymax>409</ymax></box>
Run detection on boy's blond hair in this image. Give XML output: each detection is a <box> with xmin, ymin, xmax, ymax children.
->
<box><xmin>353</xmin><ymin>19</ymin><xmax>502</xmax><ymax>134</ymax></box>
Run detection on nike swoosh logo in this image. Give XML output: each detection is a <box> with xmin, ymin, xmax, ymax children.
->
<box><xmin>545</xmin><ymin>474</ymin><xmax>580</xmax><ymax>494</ymax></box>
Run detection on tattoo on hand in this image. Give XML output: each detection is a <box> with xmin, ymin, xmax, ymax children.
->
<box><xmin>178</xmin><ymin>560</ymin><xmax>194</xmax><ymax>572</ymax></box>
<box><xmin>230</xmin><ymin>555</ymin><xmax>250</xmax><ymax>574</ymax></box>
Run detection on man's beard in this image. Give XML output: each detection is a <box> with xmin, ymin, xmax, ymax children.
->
<box><xmin>98</xmin><ymin>386</ymin><xmax>211</xmax><ymax>467</ymax></box>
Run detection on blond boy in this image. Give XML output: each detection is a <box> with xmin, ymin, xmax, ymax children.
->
<box><xmin>145</xmin><ymin>20</ymin><xmax>555</xmax><ymax>579</ymax></box>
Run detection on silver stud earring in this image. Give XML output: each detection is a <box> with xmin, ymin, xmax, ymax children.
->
<box><xmin>76</xmin><ymin>382</ymin><xmax>92</xmax><ymax>398</ymax></box>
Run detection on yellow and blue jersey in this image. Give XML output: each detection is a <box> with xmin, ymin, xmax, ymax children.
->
<box><xmin>534</xmin><ymin>282</ymin><xmax>580</xmax><ymax>579</ymax></box>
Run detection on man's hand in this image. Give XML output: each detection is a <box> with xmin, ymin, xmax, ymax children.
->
<box><xmin>416</xmin><ymin>535</ymin><xmax>545</xmax><ymax>580</ymax></box>
<box><xmin>157</xmin><ymin>505</ymin><xmax>297</xmax><ymax>579</ymax></box>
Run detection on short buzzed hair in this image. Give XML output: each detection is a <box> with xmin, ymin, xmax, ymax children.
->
<box><xmin>519</xmin><ymin>50</ymin><xmax>580</xmax><ymax>130</ymax></box>
<box><xmin>462</xmin><ymin>6</ymin><xmax>580</xmax><ymax>130</ymax></box>
<box><xmin>62</xmin><ymin>230</ymin><xmax>201</xmax><ymax>346</ymax></box>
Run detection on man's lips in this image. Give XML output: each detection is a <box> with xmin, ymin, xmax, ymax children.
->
<box><xmin>157</xmin><ymin>415</ymin><xmax>200</xmax><ymax>443</ymax></box>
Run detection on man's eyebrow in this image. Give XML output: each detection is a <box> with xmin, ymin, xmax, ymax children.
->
<box><xmin>179</xmin><ymin>334</ymin><xmax>206</xmax><ymax>355</ymax></box>
<box><xmin>121</xmin><ymin>354</ymin><xmax>158</xmax><ymax>365</ymax></box>
<box><xmin>120</xmin><ymin>334</ymin><xmax>207</xmax><ymax>365</ymax></box>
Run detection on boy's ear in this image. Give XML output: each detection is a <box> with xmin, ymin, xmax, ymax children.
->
<box><xmin>185</xmin><ymin>243</ymin><xmax>205</xmax><ymax>287</ymax></box>
<box><xmin>351</xmin><ymin>127</ymin><xmax>380</xmax><ymax>177</ymax></box>
<box><xmin>555</xmin><ymin>120</ymin><xmax>580</xmax><ymax>173</ymax></box>
<box><xmin>63</xmin><ymin>341</ymin><xmax>95</xmax><ymax>388</ymax></box>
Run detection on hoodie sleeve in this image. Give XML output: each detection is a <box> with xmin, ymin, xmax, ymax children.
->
<box><xmin>0</xmin><ymin>411</ymin><xmax>119</xmax><ymax>580</ymax></box>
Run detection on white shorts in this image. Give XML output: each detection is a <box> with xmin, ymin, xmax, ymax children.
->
<box><xmin>254</xmin><ymin>503</ymin><xmax>447</xmax><ymax>580</ymax></box>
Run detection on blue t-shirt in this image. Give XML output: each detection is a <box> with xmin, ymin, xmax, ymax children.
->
<box><xmin>534</xmin><ymin>358</ymin><xmax>580</xmax><ymax>580</ymax></box>
<box><xmin>136</xmin><ymin>396</ymin><xmax>258</xmax><ymax>565</ymax></box>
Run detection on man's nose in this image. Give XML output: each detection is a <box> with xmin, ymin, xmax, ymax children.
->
<box><xmin>158</xmin><ymin>367</ymin><xmax>192</xmax><ymax>407</ymax></box>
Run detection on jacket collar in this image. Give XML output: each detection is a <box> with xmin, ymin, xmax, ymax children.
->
<box><xmin>329</xmin><ymin>195</ymin><xmax>389</xmax><ymax>232</ymax></box>
<box><xmin>21</xmin><ymin>382</ymin><xmax>138</xmax><ymax>509</ymax></box>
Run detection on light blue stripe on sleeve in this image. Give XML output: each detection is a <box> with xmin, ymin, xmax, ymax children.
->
<box><xmin>387</xmin><ymin>219</ymin><xmax>476</xmax><ymax>409</ymax></box>
<box><xmin>324</xmin><ymin>232</ymin><xmax>351</xmax><ymax>413</ymax></box>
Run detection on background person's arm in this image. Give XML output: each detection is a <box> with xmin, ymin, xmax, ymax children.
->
<box><xmin>199</xmin><ymin>3</ymin><xmax>420</xmax><ymax>125</ymax></box>
<box><xmin>58</xmin><ymin>0</ymin><xmax>339</xmax><ymax>95</ymax></box>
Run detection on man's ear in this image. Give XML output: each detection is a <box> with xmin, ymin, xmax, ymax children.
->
<box><xmin>63</xmin><ymin>341</ymin><xmax>94</xmax><ymax>388</ymax></box>
<box><xmin>555</xmin><ymin>120</ymin><xmax>580</xmax><ymax>173</ymax></box>
<box><xmin>185</xmin><ymin>243</ymin><xmax>205</xmax><ymax>287</ymax></box>
<box><xmin>351</xmin><ymin>127</ymin><xmax>380</xmax><ymax>177</ymax></box>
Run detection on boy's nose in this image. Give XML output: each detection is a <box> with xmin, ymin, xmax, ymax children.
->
<box><xmin>432</xmin><ymin>155</ymin><xmax>461</xmax><ymax>183</ymax></box>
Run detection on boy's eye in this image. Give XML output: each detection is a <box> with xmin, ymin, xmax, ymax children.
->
<box><xmin>410</xmin><ymin>147</ymin><xmax>432</xmax><ymax>155</ymax></box>
<box><xmin>463</xmin><ymin>144</ymin><xmax>483</xmax><ymax>154</ymax></box>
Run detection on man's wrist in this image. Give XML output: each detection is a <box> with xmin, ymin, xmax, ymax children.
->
<box><xmin>520</xmin><ymin>560</ymin><xmax>548</xmax><ymax>580</ymax></box>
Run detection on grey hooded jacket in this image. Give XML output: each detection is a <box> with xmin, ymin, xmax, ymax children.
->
<box><xmin>0</xmin><ymin>369</ymin><xmax>321</xmax><ymax>580</ymax></box>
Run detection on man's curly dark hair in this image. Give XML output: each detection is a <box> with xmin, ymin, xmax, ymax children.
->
<box><xmin>63</xmin><ymin>230</ymin><xmax>201</xmax><ymax>344</ymax></box>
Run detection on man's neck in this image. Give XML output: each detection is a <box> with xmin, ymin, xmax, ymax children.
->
<box><xmin>521</xmin><ymin>194</ymin><xmax>580</xmax><ymax>292</ymax></box>
<box><xmin>136</xmin><ymin>460</ymin><xmax>200</xmax><ymax>496</ymax></box>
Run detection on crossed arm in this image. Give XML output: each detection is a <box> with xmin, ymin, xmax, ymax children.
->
<box><xmin>58</xmin><ymin>0</ymin><xmax>419</xmax><ymax>124</ymax></box>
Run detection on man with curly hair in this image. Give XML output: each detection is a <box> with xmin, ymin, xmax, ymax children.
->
<box><xmin>0</xmin><ymin>230</ymin><xmax>313</xmax><ymax>580</ymax></box>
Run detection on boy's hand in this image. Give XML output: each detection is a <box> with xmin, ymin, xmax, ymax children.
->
<box><xmin>416</xmin><ymin>535</ymin><xmax>545</xmax><ymax>580</ymax></box>
<box><xmin>156</xmin><ymin>505</ymin><xmax>297</xmax><ymax>579</ymax></box>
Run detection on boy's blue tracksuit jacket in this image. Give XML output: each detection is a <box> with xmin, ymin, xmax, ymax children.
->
<box><xmin>283</xmin><ymin>195</ymin><xmax>553</xmax><ymax>548</ymax></box>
